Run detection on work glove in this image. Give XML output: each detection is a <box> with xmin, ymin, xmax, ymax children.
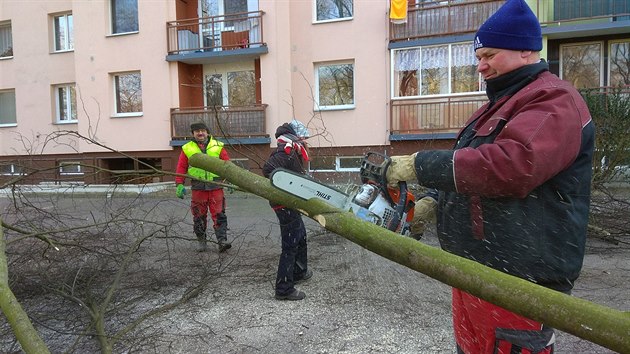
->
<box><xmin>410</xmin><ymin>196</ymin><xmax>437</xmax><ymax>236</ymax></box>
<box><xmin>176</xmin><ymin>184</ymin><xmax>186</xmax><ymax>199</ymax></box>
<box><xmin>386</xmin><ymin>153</ymin><xmax>418</xmax><ymax>185</ymax></box>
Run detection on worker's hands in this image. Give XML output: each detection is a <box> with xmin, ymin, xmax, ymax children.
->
<box><xmin>410</xmin><ymin>196</ymin><xmax>437</xmax><ymax>236</ymax></box>
<box><xmin>386</xmin><ymin>153</ymin><xmax>418</xmax><ymax>185</ymax></box>
<box><xmin>176</xmin><ymin>184</ymin><xmax>186</xmax><ymax>199</ymax></box>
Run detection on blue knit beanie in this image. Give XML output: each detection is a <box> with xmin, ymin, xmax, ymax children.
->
<box><xmin>474</xmin><ymin>0</ymin><xmax>542</xmax><ymax>52</ymax></box>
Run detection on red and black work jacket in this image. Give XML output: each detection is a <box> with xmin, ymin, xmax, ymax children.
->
<box><xmin>415</xmin><ymin>61</ymin><xmax>594</xmax><ymax>292</ymax></box>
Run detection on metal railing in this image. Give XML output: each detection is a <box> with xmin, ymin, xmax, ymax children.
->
<box><xmin>390</xmin><ymin>0</ymin><xmax>629</xmax><ymax>42</ymax></box>
<box><xmin>171</xmin><ymin>104</ymin><xmax>268</xmax><ymax>139</ymax></box>
<box><xmin>390</xmin><ymin>0</ymin><xmax>504</xmax><ymax>41</ymax></box>
<box><xmin>536</xmin><ymin>0</ymin><xmax>630</xmax><ymax>25</ymax></box>
<box><xmin>167</xmin><ymin>10</ymin><xmax>265</xmax><ymax>55</ymax></box>
<box><xmin>390</xmin><ymin>93</ymin><xmax>487</xmax><ymax>135</ymax></box>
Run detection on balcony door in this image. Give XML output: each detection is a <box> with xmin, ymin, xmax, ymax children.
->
<box><xmin>200</xmin><ymin>0</ymin><xmax>257</xmax><ymax>43</ymax></box>
<box><xmin>204</xmin><ymin>63</ymin><xmax>256</xmax><ymax>108</ymax></box>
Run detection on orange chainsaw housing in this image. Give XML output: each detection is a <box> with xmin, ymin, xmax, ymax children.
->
<box><xmin>386</xmin><ymin>187</ymin><xmax>416</xmax><ymax>222</ymax></box>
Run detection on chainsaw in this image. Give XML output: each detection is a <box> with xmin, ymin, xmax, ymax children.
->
<box><xmin>270</xmin><ymin>152</ymin><xmax>416</xmax><ymax>235</ymax></box>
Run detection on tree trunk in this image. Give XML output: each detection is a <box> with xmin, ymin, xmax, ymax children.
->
<box><xmin>190</xmin><ymin>153</ymin><xmax>630</xmax><ymax>354</ymax></box>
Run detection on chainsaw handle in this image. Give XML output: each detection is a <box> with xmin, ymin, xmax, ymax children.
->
<box><xmin>359</xmin><ymin>152</ymin><xmax>390</xmax><ymax>187</ymax></box>
<box><xmin>387</xmin><ymin>181</ymin><xmax>408</xmax><ymax>232</ymax></box>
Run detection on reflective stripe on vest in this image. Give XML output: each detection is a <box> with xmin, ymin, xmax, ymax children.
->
<box><xmin>182</xmin><ymin>138</ymin><xmax>224</xmax><ymax>181</ymax></box>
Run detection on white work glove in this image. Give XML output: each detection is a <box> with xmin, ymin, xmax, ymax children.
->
<box><xmin>410</xmin><ymin>196</ymin><xmax>437</xmax><ymax>236</ymax></box>
<box><xmin>386</xmin><ymin>153</ymin><xmax>418</xmax><ymax>185</ymax></box>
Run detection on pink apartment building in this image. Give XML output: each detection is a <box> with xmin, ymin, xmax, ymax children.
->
<box><xmin>1</xmin><ymin>0</ymin><xmax>628</xmax><ymax>185</ymax></box>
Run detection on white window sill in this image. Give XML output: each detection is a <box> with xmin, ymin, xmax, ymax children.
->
<box><xmin>112</xmin><ymin>112</ymin><xmax>143</xmax><ymax>118</ymax></box>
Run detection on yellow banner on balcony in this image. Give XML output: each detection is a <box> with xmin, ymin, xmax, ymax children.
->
<box><xmin>390</xmin><ymin>0</ymin><xmax>408</xmax><ymax>24</ymax></box>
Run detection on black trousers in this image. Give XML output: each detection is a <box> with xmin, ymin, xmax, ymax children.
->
<box><xmin>274</xmin><ymin>208</ymin><xmax>308</xmax><ymax>295</ymax></box>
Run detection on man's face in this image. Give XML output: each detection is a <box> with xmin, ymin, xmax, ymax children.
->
<box><xmin>193</xmin><ymin>129</ymin><xmax>208</xmax><ymax>143</ymax></box>
<box><xmin>475</xmin><ymin>48</ymin><xmax>531</xmax><ymax>80</ymax></box>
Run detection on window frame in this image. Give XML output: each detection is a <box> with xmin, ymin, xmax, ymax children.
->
<box><xmin>112</xmin><ymin>71</ymin><xmax>143</xmax><ymax>117</ymax></box>
<box><xmin>58</xmin><ymin>161</ymin><xmax>84</xmax><ymax>176</ymax></box>
<box><xmin>0</xmin><ymin>163</ymin><xmax>24</xmax><ymax>176</ymax></box>
<box><xmin>53</xmin><ymin>13</ymin><xmax>74</xmax><ymax>52</ymax></box>
<box><xmin>110</xmin><ymin>0</ymin><xmax>139</xmax><ymax>35</ymax></box>
<box><xmin>308</xmin><ymin>155</ymin><xmax>362</xmax><ymax>172</ymax></box>
<box><xmin>336</xmin><ymin>156</ymin><xmax>363</xmax><ymax>172</ymax></box>
<box><xmin>0</xmin><ymin>20</ymin><xmax>13</xmax><ymax>58</ymax></box>
<box><xmin>0</xmin><ymin>89</ymin><xmax>17</xmax><ymax>127</ymax></box>
<box><xmin>203</xmin><ymin>62</ymin><xmax>256</xmax><ymax>107</ymax></box>
<box><xmin>314</xmin><ymin>60</ymin><xmax>355</xmax><ymax>111</ymax></box>
<box><xmin>391</xmin><ymin>42</ymin><xmax>484</xmax><ymax>99</ymax></box>
<box><xmin>609</xmin><ymin>39</ymin><xmax>630</xmax><ymax>87</ymax></box>
<box><xmin>313</xmin><ymin>0</ymin><xmax>354</xmax><ymax>23</ymax></box>
<box><xmin>54</xmin><ymin>83</ymin><xmax>78</xmax><ymax>124</ymax></box>
<box><xmin>559</xmin><ymin>41</ymin><xmax>604</xmax><ymax>89</ymax></box>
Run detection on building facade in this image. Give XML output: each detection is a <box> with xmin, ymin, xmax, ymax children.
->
<box><xmin>1</xmin><ymin>0</ymin><xmax>629</xmax><ymax>185</ymax></box>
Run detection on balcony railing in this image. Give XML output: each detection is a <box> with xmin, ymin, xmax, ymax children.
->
<box><xmin>390</xmin><ymin>0</ymin><xmax>504</xmax><ymax>41</ymax></box>
<box><xmin>390</xmin><ymin>0</ymin><xmax>630</xmax><ymax>42</ymax></box>
<box><xmin>167</xmin><ymin>11</ymin><xmax>265</xmax><ymax>55</ymax></box>
<box><xmin>171</xmin><ymin>104</ymin><xmax>268</xmax><ymax>140</ymax></box>
<box><xmin>390</xmin><ymin>94</ymin><xmax>487</xmax><ymax>135</ymax></box>
<box><xmin>536</xmin><ymin>0</ymin><xmax>630</xmax><ymax>25</ymax></box>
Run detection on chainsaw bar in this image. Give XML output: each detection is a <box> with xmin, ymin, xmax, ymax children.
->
<box><xmin>269</xmin><ymin>169</ymin><xmax>350</xmax><ymax>209</ymax></box>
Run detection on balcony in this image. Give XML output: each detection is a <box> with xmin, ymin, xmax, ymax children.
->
<box><xmin>390</xmin><ymin>94</ymin><xmax>487</xmax><ymax>138</ymax></box>
<box><xmin>390</xmin><ymin>0</ymin><xmax>629</xmax><ymax>43</ymax></box>
<box><xmin>166</xmin><ymin>11</ymin><xmax>267</xmax><ymax>64</ymax></box>
<box><xmin>170</xmin><ymin>104</ymin><xmax>269</xmax><ymax>144</ymax></box>
<box><xmin>390</xmin><ymin>0</ymin><xmax>504</xmax><ymax>42</ymax></box>
<box><xmin>537</xmin><ymin>0</ymin><xmax>630</xmax><ymax>24</ymax></box>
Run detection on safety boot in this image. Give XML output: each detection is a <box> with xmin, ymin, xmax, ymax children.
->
<box><xmin>215</xmin><ymin>224</ymin><xmax>231</xmax><ymax>253</ymax></box>
<box><xmin>195</xmin><ymin>233</ymin><xmax>208</xmax><ymax>252</ymax></box>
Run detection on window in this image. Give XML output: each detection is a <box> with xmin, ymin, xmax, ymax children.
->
<box><xmin>203</xmin><ymin>65</ymin><xmax>256</xmax><ymax>107</ymax></box>
<box><xmin>315</xmin><ymin>0</ymin><xmax>353</xmax><ymax>22</ymax></box>
<box><xmin>227</xmin><ymin>71</ymin><xmax>256</xmax><ymax>106</ymax></box>
<box><xmin>54</xmin><ymin>13</ymin><xmax>74</xmax><ymax>52</ymax></box>
<box><xmin>54</xmin><ymin>84</ymin><xmax>77</xmax><ymax>123</ymax></box>
<box><xmin>315</xmin><ymin>61</ymin><xmax>354</xmax><ymax>110</ymax></box>
<box><xmin>111</xmin><ymin>0</ymin><xmax>138</xmax><ymax>34</ymax></box>
<box><xmin>560</xmin><ymin>42</ymin><xmax>603</xmax><ymax>89</ymax></box>
<box><xmin>0</xmin><ymin>21</ymin><xmax>12</xmax><ymax>58</ymax></box>
<box><xmin>309</xmin><ymin>155</ymin><xmax>336</xmax><ymax>172</ymax></box>
<box><xmin>393</xmin><ymin>42</ymin><xmax>482</xmax><ymax>98</ymax></box>
<box><xmin>59</xmin><ymin>162</ymin><xmax>83</xmax><ymax>175</ymax></box>
<box><xmin>0</xmin><ymin>90</ymin><xmax>17</xmax><ymax>126</ymax></box>
<box><xmin>610</xmin><ymin>40</ymin><xmax>630</xmax><ymax>87</ymax></box>
<box><xmin>113</xmin><ymin>72</ymin><xmax>142</xmax><ymax>116</ymax></box>
<box><xmin>308</xmin><ymin>156</ymin><xmax>362</xmax><ymax>172</ymax></box>
<box><xmin>337</xmin><ymin>156</ymin><xmax>363</xmax><ymax>171</ymax></box>
<box><xmin>205</xmin><ymin>74</ymin><xmax>223</xmax><ymax>107</ymax></box>
<box><xmin>0</xmin><ymin>163</ymin><xmax>23</xmax><ymax>175</ymax></box>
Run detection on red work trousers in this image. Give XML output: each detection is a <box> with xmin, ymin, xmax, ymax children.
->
<box><xmin>453</xmin><ymin>288</ymin><xmax>555</xmax><ymax>354</ymax></box>
<box><xmin>190</xmin><ymin>189</ymin><xmax>227</xmax><ymax>240</ymax></box>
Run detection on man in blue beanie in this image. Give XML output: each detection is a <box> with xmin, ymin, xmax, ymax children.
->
<box><xmin>385</xmin><ymin>0</ymin><xmax>594</xmax><ymax>353</ymax></box>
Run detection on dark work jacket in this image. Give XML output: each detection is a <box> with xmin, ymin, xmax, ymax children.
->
<box><xmin>263</xmin><ymin>142</ymin><xmax>307</xmax><ymax>209</ymax></box>
<box><xmin>415</xmin><ymin>61</ymin><xmax>595</xmax><ymax>292</ymax></box>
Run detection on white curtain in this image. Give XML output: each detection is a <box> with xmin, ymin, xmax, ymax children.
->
<box><xmin>422</xmin><ymin>46</ymin><xmax>448</xmax><ymax>70</ymax></box>
<box><xmin>452</xmin><ymin>43</ymin><xmax>476</xmax><ymax>67</ymax></box>
<box><xmin>394</xmin><ymin>48</ymin><xmax>421</xmax><ymax>71</ymax></box>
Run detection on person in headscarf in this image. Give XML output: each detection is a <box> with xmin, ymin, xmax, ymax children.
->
<box><xmin>262</xmin><ymin>119</ymin><xmax>312</xmax><ymax>301</ymax></box>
